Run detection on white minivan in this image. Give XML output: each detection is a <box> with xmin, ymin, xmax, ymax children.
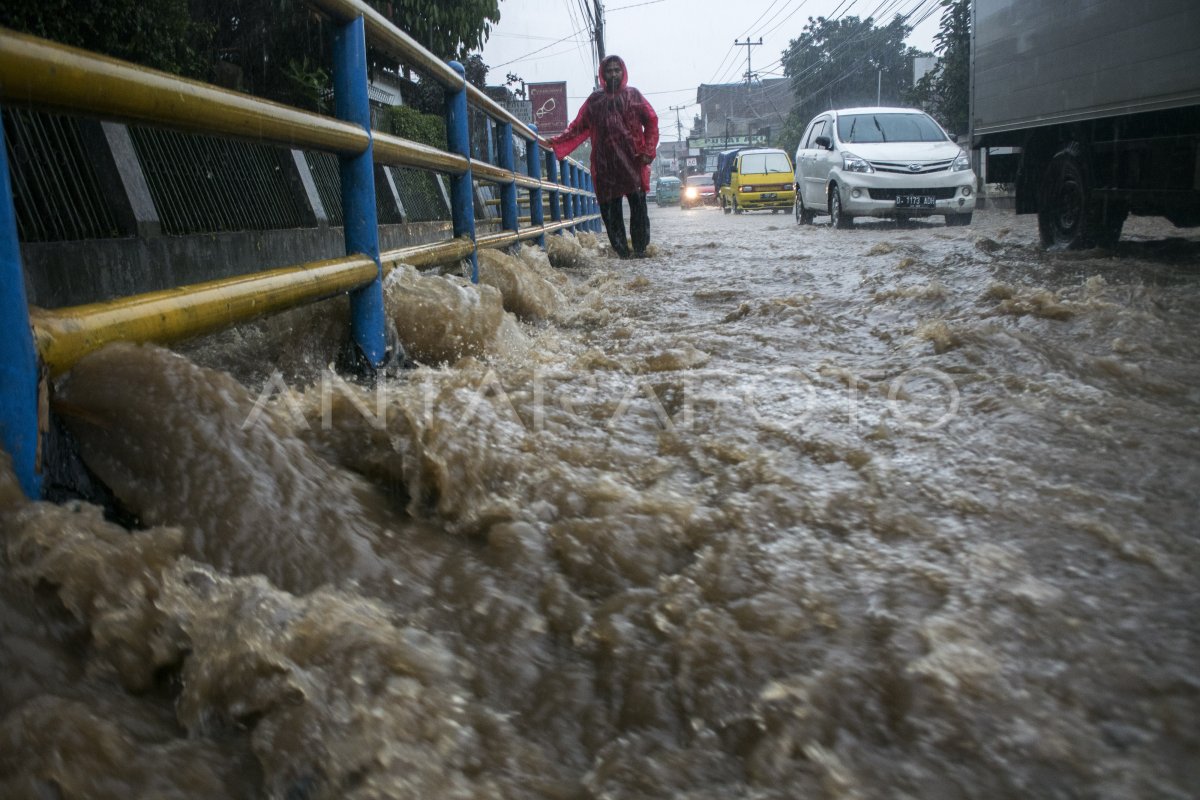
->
<box><xmin>793</xmin><ymin>107</ymin><xmax>976</xmax><ymax>229</ymax></box>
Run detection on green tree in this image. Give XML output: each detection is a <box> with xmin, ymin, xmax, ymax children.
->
<box><xmin>777</xmin><ymin>14</ymin><xmax>923</xmax><ymax>155</ymax></box>
<box><xmin>195</xmin><ymin>0</ymin><xmax>501</xmax><ymax>110</ymax></box>
<box><xmin>383</xmin><ymin>0</ymin><xmax>502</xmax><ymax>59</ymax></box>
<box><xmin>0</xmin><ymin>0</ymin><xmax>211</xmax><ymax>77</ymax></box>
<box><xmin>3</xmin><ymin>0</ymin><xmax>503</xmax><ymax>112</ymax></box>
<box><xmin>908</xmin><ymin>0</ymin><xmax>970</xmax><ymax>134</ymax></box>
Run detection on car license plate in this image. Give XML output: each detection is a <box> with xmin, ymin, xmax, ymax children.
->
<box><xmin>895</xmin><ymin>195</ymin><xmax>935</xmax><ymax>209</ymax></box>
<box><xmin>761</xmin><ymin>193</ymin><xmax>777</xmax><ymax>199</ymax></box>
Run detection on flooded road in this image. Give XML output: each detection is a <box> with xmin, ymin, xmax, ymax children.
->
<box><xmin>2</xmin><ymin>204</ymin><xmax>1198</xmax><ymax>798</ymax></box>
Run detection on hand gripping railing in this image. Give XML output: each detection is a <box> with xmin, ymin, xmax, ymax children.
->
<box><xmin>0</xmin><ymin>8</ymin><xmax>601</xmax><ymax>498</ymax></box>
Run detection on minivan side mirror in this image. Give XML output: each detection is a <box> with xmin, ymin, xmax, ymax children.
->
<box><xmin>814</xmin><ymin>135</ymin><xmax>832</xmax><ymax>150</ymax></box>
<box><xmin>948</xmin><ymin>133</ymin><xmax>959</xmax><ymax>143</ymax></box>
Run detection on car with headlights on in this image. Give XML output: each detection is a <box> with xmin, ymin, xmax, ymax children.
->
<box><xmin>793</xmin><ymin>107</ymin><xmax>976</xmax><ymax>228</ymax></box>
<box><xmin>680</xmin><ymin>174</ymin><xmax>718</xmax><ymax>209</ymax></box>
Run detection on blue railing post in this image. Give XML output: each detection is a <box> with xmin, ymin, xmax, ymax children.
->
<box><xmin>0</xmin><ymin>106</ymin><xmax>42</xmax><ymax>499</ymax></box>
<box><xmin>585</xmin><ymin>173</ymin><xmax>597</xmax><ymax>232</ymax></box>
<box><xmin>333</xmin><ymin>16</ymin><xmax>387</xmax><ymax>367</ymax></box>
<box><xmin>562</xmin><ymin>160</ymin><xmax>575</xmax><ymax>229</ymax></box>
<box><xmin>577</xmin><ymin>167</ymin><xmax>586</xmax><ymax>230</ymax></box>
<box><xmin>593</xmin><ymin>177</ymin><xmax>601</xmax><ymax>233</ymax></box>
<box><xmin>526</xmin><ymin>127</ymin><xmax>545</xmax><ymax>248</ymax></box>
<box><xmin>591</xmin><ymin>176</ymin><xmax>601</xmax><ymax>233</ymax></box>
<box><xmin>546</xmin><ymin>153</ymin><xmax>561</xmax><ymax>227</ymax></box>
<box><xmin>497</xmin><ymin>121</ymin><xmax>519</xmax><ymax>238</ymax></box>
<box><xmin>445</xmin><ymin>61</ymin><xmax>479</xmax><ymax>282</ymax></box>
<box><xmin>576</xmin><ymin>163</ymin><xmax>585</xmax><ymax>231</ymax></box>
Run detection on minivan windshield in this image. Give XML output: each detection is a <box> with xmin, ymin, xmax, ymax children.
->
<box><xmin>739</xmin><ymin>152</ymin><xmax>792</xmax><ymax>174</ymax></box>
<box><xmin>837</xmin><ymin>113</ymin><xmax>947</xmax><ymax>143</ymax></box>
<box><xmin>686</xmin><ymin>175</ymin><xmax>714</xmax><ymax>186</ymax></box>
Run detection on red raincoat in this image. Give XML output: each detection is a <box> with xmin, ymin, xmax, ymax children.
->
<box><xmin>550</xmin><ymin>55</ymin><xmax>659</xmax><ymax>202</ymax></box>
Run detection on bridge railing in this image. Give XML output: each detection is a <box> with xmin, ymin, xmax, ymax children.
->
<box><xmin>0</xmin><ymin>3</ymin><xmax>601</xmax><ymax>498</ymax></box>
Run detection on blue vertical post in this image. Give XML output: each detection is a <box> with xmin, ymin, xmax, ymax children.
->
<box><xmin>578</xmin><ymin>167</ymin><xmax>586</xmax><ymax>230</ymax></box>
<box><xmin>546</xmin><ymin>152</ymin><xmax>561</xmax><ymax>226</ymax></box>
<box><xmin>333</xmin><ymin>17</ymin><xmax>386</xmax><ymax>366</ymax></box>
<box><xmin>561</xmin><ymin>160</ymin><xmax>574</xmax><ymax>229</ymax></box>
<box><xmin>0</xmin><ymin>107</ymin><xmax>41</xmax><ymax>499</ymax></box>
<box><xmin>594</xmin><ymin>176</ymin><xmax>602</xmax><ymax>233</ymax></box>
<box><xmin>445</xmin><ymin>61</ymin><xmax>479</xmax><ymax>282</ymax></box>
<box><xmin>586</xmin><ymin>173</ymin><xmax>598</xmax><ymax>232</ymax></box>
<box><xmin>570</xmin><ymin>164</ymin><xmax>582</xmax><ymax>231</ymax></box>
<box><xmin>497</xmin><ymin>121</ymin><xmax>519</xmax><ymax>239</ymax></box>
<box><xmin>526</xmin><ymin>127</ymin><xmax>545</xmax><ymax>248</ymax></box>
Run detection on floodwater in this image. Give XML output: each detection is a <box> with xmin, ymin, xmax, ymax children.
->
<box><xmin>2</xmin><ymin>205</ymin><xmax>1198</xmax><ymax>799</ymax></box>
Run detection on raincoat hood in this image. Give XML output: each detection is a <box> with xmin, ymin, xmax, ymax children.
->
<box><xmin>599</xmin><ymin>55</ymin><xmax>629</xmax><ymax>94</ymax></box>
<box><xmin>549</xmin><ymin>54</ymin><xmax>658</xmax><ymax>202</ymax></box>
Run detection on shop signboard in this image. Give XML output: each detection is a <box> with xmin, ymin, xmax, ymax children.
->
<box><xmin>527</xmin><ymin>82</ymin><xmax>569</xmax><ymax>136</ymax></box>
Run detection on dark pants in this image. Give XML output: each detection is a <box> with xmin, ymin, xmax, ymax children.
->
<box><xmin>599</xmin><ymin>191</ymin><xmax>650</xmax><ymax>257</ymax></box>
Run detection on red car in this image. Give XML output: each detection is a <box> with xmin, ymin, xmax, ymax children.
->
<box><xmin>680</xmin><ymin>174</ymin><xmax>718</xmax><ymax>209</ymax></box>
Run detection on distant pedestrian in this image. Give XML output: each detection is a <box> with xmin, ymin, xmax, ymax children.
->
<box><xmin>550</xmin><ymin>55</ymin><xmax>659</xmax><ymax>258</ymax></box>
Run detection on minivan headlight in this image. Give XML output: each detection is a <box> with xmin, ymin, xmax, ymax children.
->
<box><xmin>841</xmin><ymin>152</ymin><xmax>873</xmax><ymax>173</ymax></box>
<box><xmin>951</xmin><ymin>150</ymin><xmax>971</xmax><ymax>172</ymax></box>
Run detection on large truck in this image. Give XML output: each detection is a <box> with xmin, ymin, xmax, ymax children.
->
<box><xmin>971</xmin><ymin>0</ymin><xmax>1200</xmax><ymax>248</ymax></box>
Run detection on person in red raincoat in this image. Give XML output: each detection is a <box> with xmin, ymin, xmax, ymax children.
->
<box><xmin>550</xmin><ymin>55</ymin><xmax>659</xmax><ymax>259</ymax></box>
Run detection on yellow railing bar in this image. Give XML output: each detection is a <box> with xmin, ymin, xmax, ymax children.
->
<box><xmin>379</xmin><ymin>216</ymin><xmax>599</xmax><ymax>272</ymax></box>
<box><xmin>29</xmin><ymin>208</ymin><xmax>600</xmax><ymax>375</ymax></box>
<box><xmin>380</xmin><ymin>237</ymin><xmax>476</xmax><ymax>272</ymax></box>
<box><xmin>373</xmin><ymin>132</ymin><xmax>469</xmax><ymax>175</ymax></box>
<box><xmin>0</xmin><ymin>28</ymin><xmax>369</xmax><ymax>156</ymax></box>
<box><xmin>30</xmin><ymin>255</ymin><xmax>379</xmax><ymax>375</ymax></box>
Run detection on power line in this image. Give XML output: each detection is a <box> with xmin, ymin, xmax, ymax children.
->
<box><xmin>753</xmin><ymin>0</ymin><xmax>810</xmax><ymax>39</ymax></box>
<box><xmin>739</xmin><ymin>0</ymin><xmax>790</xmax><ymax>38</ymax></box>
<box><xmin>705</xmin><ymin>45</ymin><xmax>740</xmax><ymax>86</ymax></box>
<box><xmin>607</xmin><ymin>0</ymin><xmax>667</xmax><ymax>10</ymax></box>
<box><xmin>490</xmin><ymin>26</ymin><xmax>592</xmax><ymax>68</ymax></box>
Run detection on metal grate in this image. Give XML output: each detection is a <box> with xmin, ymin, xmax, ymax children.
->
<box><xmin>388</xmin><ymin>166</ymin><xmax>448</xmax><ymax>222</ymax></box>
<box><xmin>2</xmin><ymin>108</ymin><xmax>121</xmax><ymax>242</ymax></box>
<box><xmin>129</xmin><ymin>126</ymin><xmax>311</xmax><ymax>235</ymax></box>
<box><xmin>305</xmin><ymin>150</ymin><xmax>344</xmax><ymax>226</ymax></box>
<box><xmin>470</xmin><ymin>107</ymin><xmax>494</xmax><ymax>164</ymax></box>
<box><xmin>306</xmin><ymin>152</ymin><xmax>440</xmax><ymax>225</ymax></box>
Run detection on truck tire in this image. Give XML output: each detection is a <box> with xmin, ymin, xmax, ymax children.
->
<box><xmin>1038</xmin><ymin>143</ymin><xmax>1094</xmax><ymax>249</ymax></box>
<box><xmin>946</xmin><ymin>212</ymin><xmax>973</xmax><ymax>227</ymax></box>
<box><xmin>830</xmin><ymin>187</ymin><xmax>853</xmax><ymax>229</ymax></box>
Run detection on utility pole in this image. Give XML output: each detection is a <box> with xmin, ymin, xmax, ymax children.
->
<box><xmin>669</xmin><ymin>105</ymin><xmax>686</xmax><ymax>144</ymax></box>
<box><xmin>668</xmin><ymin>104</ymin><xmax>687</xmax><ymax>177</ymax></box>
<box><xmin>734</xmin><ymin>37</ymin><xmax>762</xmax><ymax>145</ymax></box>
<box><xmin>594</xmin><ymin>0</ymin><xmax>606</xmax><ymax>63</ymax></box>
<box><xmin>734</xmin><ymin>37</ymin><xmax>762</xmax><ymax>87</ymax></box>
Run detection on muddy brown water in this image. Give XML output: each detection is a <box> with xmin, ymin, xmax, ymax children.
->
<box><xmin>2</xmin><ymin>207</ymin><xmax>1198</xmax><ymax>799</ymax></box>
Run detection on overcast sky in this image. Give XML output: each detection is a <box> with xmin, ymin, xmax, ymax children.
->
<box><xmin>477</xmin><ymin>0</ymin><xmax>943</xmax><ymax>140</ymax></box>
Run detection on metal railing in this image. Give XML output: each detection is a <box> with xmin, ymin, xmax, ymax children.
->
<box><xmin>0</xmin><ymin>2</ymin><xmax>601</xmax><ymax>498</ymax></box>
